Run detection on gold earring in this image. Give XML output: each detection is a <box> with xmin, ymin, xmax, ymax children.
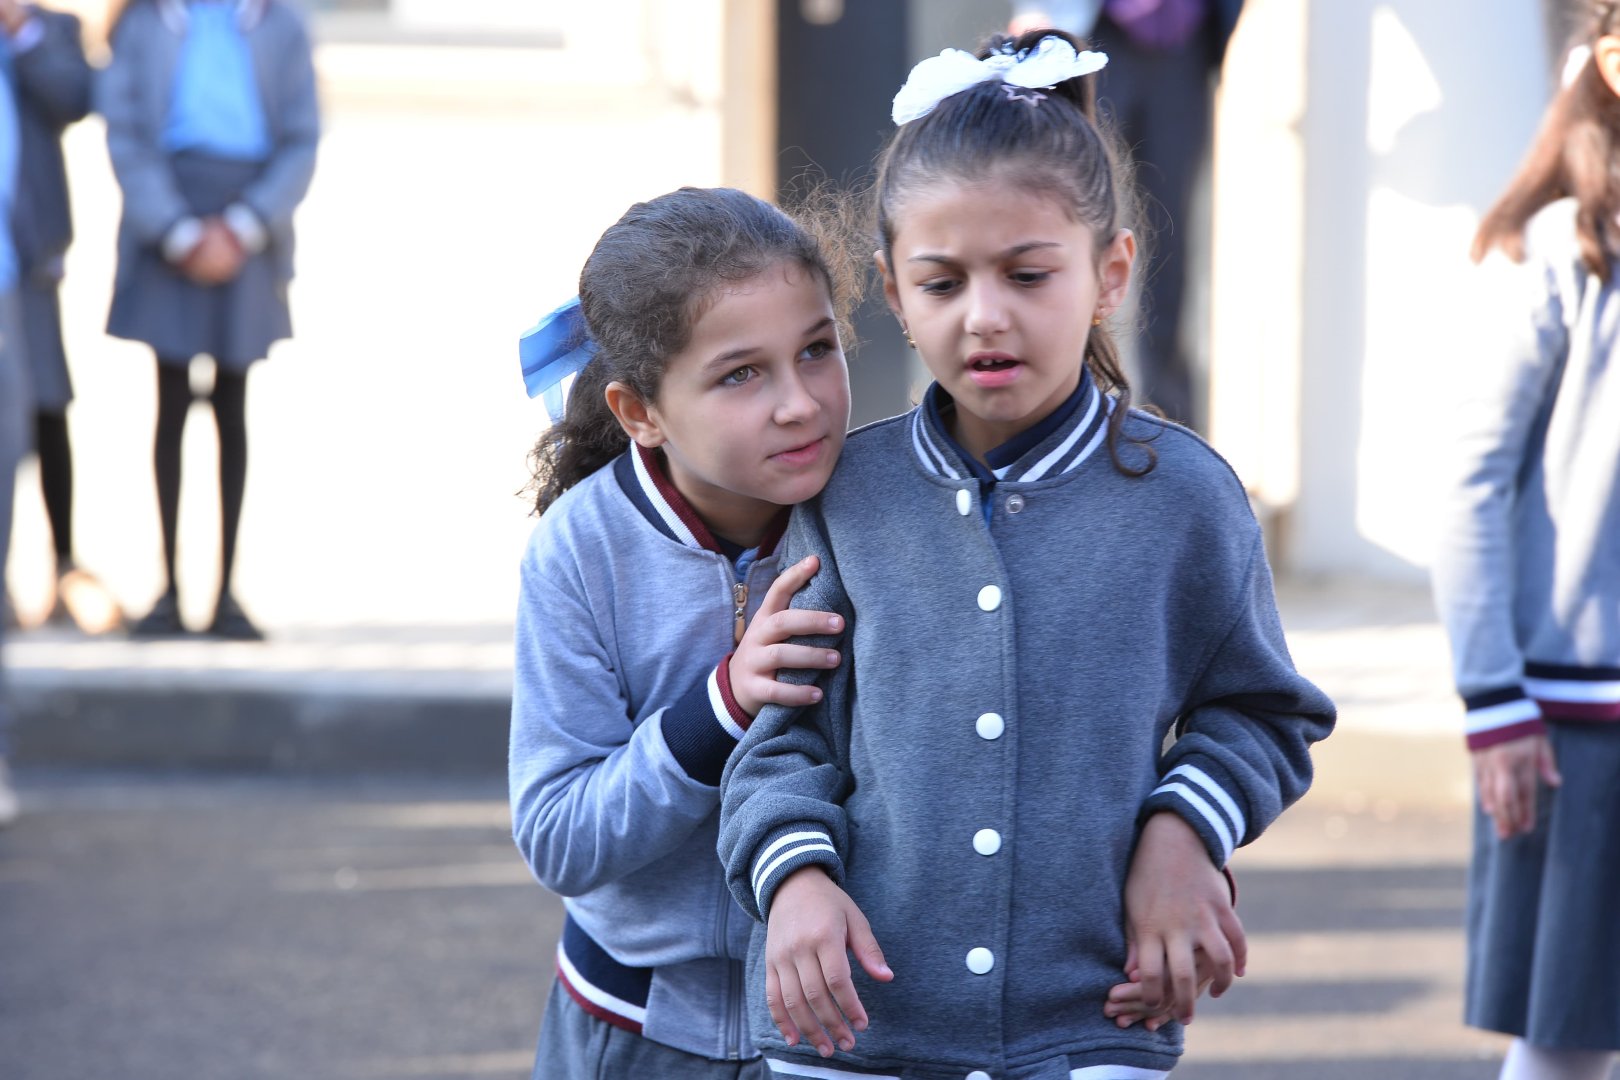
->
<box><xmin>1091</xmin><ymin>314</ymin><xmax>1103</xmax><ymax>327</ymax></box>
<box><xmin>903</xmin><ymin>328</ymin><xmax>916</xmax><ymax>349</ymax></box>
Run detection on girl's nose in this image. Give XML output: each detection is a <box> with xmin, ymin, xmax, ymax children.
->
<box><xmin>774</xmin><ymin>370</ymin><xmax>822</xmax><ymax>424</ymax></box>
<box><xmin>964</xmin><ymin>282</ymin><xmax>1009</xmax><ymax>337</ymax></box>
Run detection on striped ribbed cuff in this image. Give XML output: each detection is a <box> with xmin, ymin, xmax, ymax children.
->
<box><xmin>751</xmin><ymin>825</ymin><xmax>842</xmax><ymax>917</ymax></box>
<box><xmin>1463</xmin><ymin>686</ymin><xmax>1546</xmax><ymax>750</ymax></box>
<box><xmin>661</xmin><ymin>664</ymin><xmax>746</xmax><ymax>786</ymax></box>
<box><xmin>1142</xmin><ymin>761</ymin><xmax>1249</xmax><ymax>868</ymax></box>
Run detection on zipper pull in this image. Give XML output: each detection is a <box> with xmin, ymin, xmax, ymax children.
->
<box><xmin>733</xmin><ymin>582</ymin><xmax>748</xmax><ymax>644</ymax></box>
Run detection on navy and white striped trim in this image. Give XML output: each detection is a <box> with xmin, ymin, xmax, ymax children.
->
<box><xmin>708</xmin><ymin>665</ymin><xmax>748</xmax><ymax>742</ymax></box>
<box><xmin>909</xmin><ymin>378</ymin><xmax>1110</xmax><ymax>483</ymax></box>
<box><xmin>1149</xmin><ymin>763</ymin><xmax>1246</xmax><ymax>864</ymax></box>
<box><xmin>554</xmin><ymin>915</ymin><xmax>651</xmax><ymax>1034</ymax></box>
<box><xmin>1462</xmin><ymin>686</ymin><xmax>1545</xmax><ymax>748</ymax></box>
<box><xmin>766</xmin><ymin>1057</ymin><xmax>899</xmax><ymax>1079</ymax></box>
<box><xmin>631</xmin><ymin>442</ymin><xmax>709</xmax><ymax>549</ymax></box>
<box><xmin>752</xmin><ymin>829</ymin><xmax>838</xmax><ymax>911</ymax></box>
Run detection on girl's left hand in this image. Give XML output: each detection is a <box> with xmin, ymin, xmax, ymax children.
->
<box><xmin>1120</xmin><ymin>811</ymin><xmax>1246</xmax><ymax>1025</ymax></box>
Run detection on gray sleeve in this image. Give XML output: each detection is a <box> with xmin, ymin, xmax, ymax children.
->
<box><xmin>98</xmin><ymin>14</ymin><xmax>190</xmax><ymax>244</ymax></box>
<box><xmin>1430</xmin><ymin>243</ymin><xmax>1568</xmax><ymax>747</ymax></box>
<box><xmin>1142</xmin><ymin>530</ymin><xmax>1336</xmax><ymax>868</ymax></box>
<box><xmin>508</xmin><ymin>536</ymin><xmax>735</xmax><ymax>898</ymax></box>
<box><xmin>12</xmin><ymin>13</ymin><xmax>92</xmax><ymax>129</ymax></box>
<box><xmin>238</xmin><ymin>12</ymin><xmax>319</xmax><ymax>232</ymax></box>
<box><xmin>719</xmin><ymin>503</ymin><xmax>855</xmax><ymax>923</ymax></box>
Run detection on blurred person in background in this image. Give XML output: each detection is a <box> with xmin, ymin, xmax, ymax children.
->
<box><xmin>1008</xmin><ymin>0</ymin><xmax>1241</xmax><ymax>429</ymax></box>
<box><xmin>0</xmin><ymin>5</ymin><xmax>25</xmax><ymax>824</ymax></box>
<box><xmin>1</xmin><ymin>0</ymin><xmax>117</xmax><ymax>636</ymax></box>
<box><xmin>100</xmin><ymin>0</ymin><xmax>318</xmax><ymax>641</ymax></box>
<box><xmin>1433</xmin><ymin>4</ymin><xmax>1620</xmax><ymax>1077</ymax></box>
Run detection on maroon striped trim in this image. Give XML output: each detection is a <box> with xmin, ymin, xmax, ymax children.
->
<box><xmin>634</xmin><ymin>445</ymin><xmax>723</xmax><ymax>554</ymax></box>
<box><xmin>715</xmin><ymin>652</ymin><xmax>753</xmax><ymax>732</ymax></box>
<box><xmin>1537</xmin><ymin>699</ymin><xmax>1620</xmax><ymax>722</ymax></box>
<box><xmin>1465</xmin><ymin>717</ymin><xmax>1548</xmax><ymax>751</ymax></box>
<box><xmin>554</xmin><ymin>962</ymin><xmax>644</xmax><ymax>1036</ymax></box>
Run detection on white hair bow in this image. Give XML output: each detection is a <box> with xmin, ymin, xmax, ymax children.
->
<box><xmin>891</xmin><ymin>37</ymin><xmax>1108</xmax><ymax>126</ymax></box>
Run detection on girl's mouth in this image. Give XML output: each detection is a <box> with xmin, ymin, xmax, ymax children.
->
<box><xmin>968</xmin><ymin>354</ymin><xmax>1022</xmax><ymax>387</ymax></box>
<box><xmin>772</xmin><ymin>437</ymin><xmax>827</xmax><ymax>466</ymax></box>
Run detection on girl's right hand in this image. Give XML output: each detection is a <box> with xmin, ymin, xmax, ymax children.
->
<box><xmin>1474</xmin><ymin>733</ymin><xmax>1561</xmax><ymax>839</ymax></box>
<box><xmin>730</xmin><ymin>556</ymin><xmax>844</xmax><ymax>718</ymax></box>
<box><xmin>765</xmin><ymin>866</ymin><xmax>893</xmax><ymax>1057</ymax></box>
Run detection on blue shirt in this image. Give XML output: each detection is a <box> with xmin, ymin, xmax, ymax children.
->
<box><xmin>0</xmin><ymin>44</ymin><xmax>19</xmax><ymax>292</ymax></box>
<box><xmin>162</xmin><ymin>2</ymin><xmax>270</xmax><ymax>162</ymax></box>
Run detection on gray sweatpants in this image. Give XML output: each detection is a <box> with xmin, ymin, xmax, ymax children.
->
<box><xmin>532</xmin><ymin>980</ymin><xmax>765</xmax><ymax>1080</ymax></box>
<box><xmin>0</xmin><ymin>288</ymin><xmax>30</xmax><ymax>759</ymax></box>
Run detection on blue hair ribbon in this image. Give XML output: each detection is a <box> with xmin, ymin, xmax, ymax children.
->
<box><xmin>519</xmin><ymin>296</ymin><xmax>599</xmax><ymax>419</ymax></box>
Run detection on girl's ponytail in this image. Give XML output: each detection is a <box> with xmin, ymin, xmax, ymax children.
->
<box><xmin>528</xmin><ymin>360</ymin><xmax>623</xmax><ymax>516</ymax></box>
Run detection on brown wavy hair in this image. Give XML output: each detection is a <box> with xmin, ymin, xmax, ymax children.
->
<box><xmin>1473</xmin><ymin>1</ymin><xmax>1620</xmax><ymax>278</ymax></box>
<box><xmin>871</xmin><ymin>28</ymin><xmax>1154</xmax><ymax>475</ymax></box>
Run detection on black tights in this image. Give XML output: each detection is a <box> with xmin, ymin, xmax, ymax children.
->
<box><xmin>154</xmin><ymin>360</ymin><xmax>249</xmax><ymax>597</ymax></box>
<box><xmin>33</xmin><ymin>412</ymin><xmax>73</xmax><ymax>564</ymax></box>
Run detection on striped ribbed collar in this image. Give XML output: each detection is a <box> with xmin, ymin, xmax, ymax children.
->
<box><xmin>613</xmin><ymin>443</ymin><xmax>790</xmax><ymax>558</ymax></box>
<box><xmin>910</xmin><ymin>368</ymin><xmax>1112</xmax><ymax>483</ymax></box>
<box><xmin>156</xmin><ymin>0</ymin><xmax>269</xmax><ymax>33</ymax></box>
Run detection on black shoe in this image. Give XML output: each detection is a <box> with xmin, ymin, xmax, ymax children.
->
<box><xmin>207</xmin><ymin>593</ymin><xmax>264</xmax><ymax>642</ymax></box>
<box><xmin>129</xmin><ymin>590</ymin><xmax>187</xmax><ymax>638</ymax></box>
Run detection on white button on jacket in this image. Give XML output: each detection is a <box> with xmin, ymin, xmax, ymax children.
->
<box><xmin>966</xmin><ymin>947</ymin><xmax>995</xmax><ymax>974</ymax></box>
<box><xmin>973</xmin><ymin>828</ymin><xmax>1001</xmax><ymax>855</ymax></box>
<box><xmin>975</xmin><ymin>712</ymin><xmax>1004</xmax><ymax>740</ymax></box>
<box><xmin>956</xmin><ymin>488</ymin><xmax>972</xmax><ymax>516</ymax></box>
<box><xmin>977</xmin><ymin>585</ymin><xmax>1002</xmax><ymax>611</ymax></box>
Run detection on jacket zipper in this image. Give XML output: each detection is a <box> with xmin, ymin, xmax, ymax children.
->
<box><xmin>732</xmin><ymin>581</ymin><xmax>748</xmax><ymax>644</ymax></box>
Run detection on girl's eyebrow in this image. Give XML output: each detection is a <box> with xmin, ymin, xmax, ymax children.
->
<box><xmin>907</xmin><ymin>240</ymin><xmax>1063</xmax><ymax>264</ymax></box>
<box><xmin>706</xmin><ymin>316</ymin><xmax>836</xmax><ymax>370</ymax></box>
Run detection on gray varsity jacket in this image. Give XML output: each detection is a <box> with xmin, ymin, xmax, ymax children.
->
<box><xmin>720</xmin><ymin>384</ymin><xmax>1335</xmax><ymax>1078</ymax></box>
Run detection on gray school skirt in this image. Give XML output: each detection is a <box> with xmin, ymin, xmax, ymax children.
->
<box><xmin>1465</xmin><ymin>721</ymin><xmax>1620</xmax><ymax>1049</ymax></box>
<box><xmin>533</xmin><ymin>980</ymin><xmax>764</xmax><ymax>1080</ymax></box>
<box><xmin>106</xmin><ymin>152</ymin><xmax>291</xmax><ymax>370</ymax></box>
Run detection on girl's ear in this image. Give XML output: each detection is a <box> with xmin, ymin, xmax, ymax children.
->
<box><xmin>875</xmin><ymin>249</ymin><xmax>904</xmax><ymax>319</ymax></box>
<box><xmin>1596</xmin><ymin>35</ymin><xmax>1620</xmax><ymax>99</ymax></box>
<box><xmin>1095</xmin><ymin>228</ymin><xmax>1137</xmax><ymax>320</ymax></box>
<box><xmin>604</xmin><ymin>381</ymin><xmax>665</xmax><ymax>448</ymax></box>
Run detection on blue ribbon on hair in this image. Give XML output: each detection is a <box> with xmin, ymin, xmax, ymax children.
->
<box><xmin>519</xmin><ymin>296</ymin><xmax>599</xmax><ymax>419</ymax></box>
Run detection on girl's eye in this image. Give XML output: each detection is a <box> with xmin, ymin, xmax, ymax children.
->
<box><xmin>720</xmin><ymin>366</ymin><xmax>757</xmax><ymax>387</ymax></box>
<box><xmin>801</xmin><ymin>339</ymin><xmax>835</xmax><ymax>361</ymax></box>
<box><xmin>1011</xmin><ymin>270</ymin><xmax>1051</xmax><ymax>286</ymax></box>
<box><xmin>919</xmin><ymin>279</ymin><xmax>958</xmax><ymax>296</ymax></box>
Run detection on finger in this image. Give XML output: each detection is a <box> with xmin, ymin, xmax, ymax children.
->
<box><xmin>1200</xmin><ymin>930</ymin><xmax>1236</xmax><ymax>1000</ymax></box>
<box><xmin>794</xmin><ymin>955</ymin><xmax>850</xmax><ymax>1056</ymax></box>
<box><xmin>815</xmin><ymin>944</ymin><xmax>863</xmax><ymax>1050</ymax></box>
<box><xmin>1217</xmin><ymin>901</ymin><xmax>1248</xmax><ymax>980</ymax></box>
<box><xmin>1494</xmin><ymin>763</ymin><xmax>1521</xmax><ymax>838</ymax></box>
<box><xmin>747</xmin><ymin>678</ymin><xmax>827</xmax><ymax>709</ymax></box>
<box><xmin>781</xmin><ymin>961</ymin><xmax>835</xmax><ymax>1058</ymax></box>
<box><xmin>1123</xmin><ymin>939</ymin><xmax>1139</xmax><ymax>979</ymax></box>
<box><xmin>1518</xmin><ymin>758</ymin><xmax>1538</xmax><ymax>836</ymax></box>
<box><xmin>766</xmin><ymin>965</ymin><xmax>802</xmax><ymax>1047</ymax></box>
<box><xmin>1166</xmin><ymin>936</ymin><xmax>1198</xmax><ymax>1024</ymax></box>
<box><xmin>1135</xmin><ymin>932</ymin><xmax>1166</xmax><ymax>1011</ymax></box>
<box><xmin>764</xmin><ymin>644</ymin><xmax>842</xmax><ymax>672</ymax></box>
<box><xmin>848</xmin><ymin>913</ymin><xmax>893</xmax><ymax>984</ymax></box>
<box><xmin>764</xmin><ymin>609</ymin><xmax>846</xmax><ymax>642</ymax></box>
<box><xmin>1539</xmin><ymin>740</ymin><xmax>1563</xmax><ymax>788</ymax></box>
<box><xmin>757</xmin><ymin>557</ymin><xmax>820</xmax><ymax>619</ymax></box>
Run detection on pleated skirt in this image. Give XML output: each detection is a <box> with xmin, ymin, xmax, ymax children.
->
<box><xmin>1465</xmin><ymin>721</ymin><xmax>1620</xmax><ymax>1048</ymax></box>
<box><xmin>107</xmin><ymin>151</ymin><xmax>291</xmax><ymax>370</ymax></box>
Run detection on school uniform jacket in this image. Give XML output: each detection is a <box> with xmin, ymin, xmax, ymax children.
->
<box><xmin>98</xmin><ymin>0</ymin><xmax>318</xmax><ymax>289</ymax></box>
<box><xmin>720</xmin><ymin>382</ymin><xmax>1335</xmax><ymax>1079</ymax></box>
<box><xmin>1433</xmin><ymin>198</ymin><xmax>1620</xmax><ymax>750</ymax></box>
<box><xmin>9</xmin><ymin>6</ymin><xmax>91</xmax><ymax>284</ymax></box>
<box><xmin>510</xmin><ymin>444</ymin><xmax>785</xmax><ymax>1062</ymax></box>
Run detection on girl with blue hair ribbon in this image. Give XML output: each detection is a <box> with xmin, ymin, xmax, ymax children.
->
<box><xmin>509</xmin><ymin>186</ymin><xmax>858</xmax><ymax>1079</ymax></box>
